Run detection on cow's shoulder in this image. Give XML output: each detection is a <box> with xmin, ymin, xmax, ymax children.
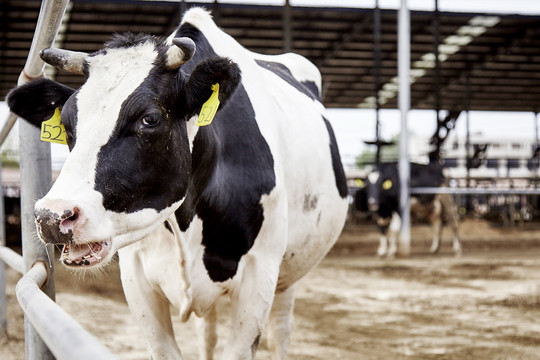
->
<box><xmin>176</xmin><ymin>87</ymin><xmax>277</xmax><ymax>284</ymax></box>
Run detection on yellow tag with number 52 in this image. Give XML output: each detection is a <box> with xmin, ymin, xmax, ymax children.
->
<box><xmin>196</xmin><ymin>83</ymin><xmax>220</xmax><ymax>127</ymax></box>
<box><xmin>41</xmin><ymin>107</ymin><xmax>67</xmax><ymax>145</ymax></box>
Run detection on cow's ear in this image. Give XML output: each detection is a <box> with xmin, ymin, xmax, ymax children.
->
<box><xmin>6</xmin><ymin>78</ymin><xmax>75</xmax><ymax>128</ymax></box>
<box><xmin>184</xmin><ymin>57</ymin><xmax>241</xmax><ymax>116</ymax></box>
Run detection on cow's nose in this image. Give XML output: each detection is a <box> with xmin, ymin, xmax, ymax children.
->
<box><xmin>34</xmin><ymin>200</ymin><xmax>84</xmax><ymax>244</ymax></box>
<box><xmin>368</xmin><ymin>198</ymin><xmax>379</xmax><ymax>212</ymax></box>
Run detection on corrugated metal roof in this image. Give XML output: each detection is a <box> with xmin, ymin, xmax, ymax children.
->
<box><xmin>1</xmin><ymin>0</ymin><xmax>539</xmax><ymax>111</ymax></box>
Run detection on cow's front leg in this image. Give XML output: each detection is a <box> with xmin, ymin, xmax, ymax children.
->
<box><xmin>119</xmin><ymin>247</ymin><xmax>183</xmax><ymax>360</ymax></box>
<box><xmin>266</xmin><ymin>284</ymin><xmax>296</xmax><ymax>360</ymax></box>
<box><xmin>221</xmin><ymin>255</ymin><xmax>279</xmax><ymax>360</ymax></box>
<box><xmin>195</xmin><ymin>304</ymin><xmax>218</xmax><ymax>360</ymax></box>
<box><xmin>429</xmin><ymin>198</ymin><xmax>443</xmax><ymax>254</ymax></box>
<box><xmin>387</xmin><ymin>212</ymin><xmax>401</xmax><ymax>258</ymax></box>
<box><xmin>376</xmin><ymin>218</ymin><xmax>390</xmax><ymax>257</ymax></box>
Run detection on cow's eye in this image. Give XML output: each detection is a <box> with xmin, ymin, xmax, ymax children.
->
<box><xmin>141</xmin><ymin>114</ymin><xmax>160</xmax><ymax>128</ymax></box>
<box><xmin>382</xmin><ymin>179</ymin><xmax>392</xmax><ymax>190</ymax></box>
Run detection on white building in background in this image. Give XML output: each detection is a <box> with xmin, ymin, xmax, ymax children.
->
<box><xmin>409</xmin><ymin>133</ymin><xmax>539</xmax><ymax>179</ymax></box>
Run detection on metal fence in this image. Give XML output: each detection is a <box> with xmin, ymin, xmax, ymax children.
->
<box><xmin>0</xmin><ymin>1</ymin><xmax>116</xmax><ymax>359</ymax></box>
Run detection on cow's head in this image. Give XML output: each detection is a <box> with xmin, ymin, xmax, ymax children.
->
<box><xmin>365</xmin><ymin>165</ymin><xmax>400</xmax><ymax>219</ymax></box>
<box><xmin>7</xmin><ymin>33</ymin><xmax>241</xmax><ymax>269</ymax></box>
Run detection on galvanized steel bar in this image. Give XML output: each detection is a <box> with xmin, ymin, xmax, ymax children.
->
<box><xmin>398</xmin><ymin>0</ymin><xmax>411</xmax><ymax>257</ymax></box>
<box><xmin>411</xmin><ymin>187</ymin><xmax>540</xmax><ymax>195</ymax></box>
<box><xmin>0</xmin><ymin>246</ymin><xmax>25</xmax><ymax>275</ymax></box>
<box><xmin>16</xmin><ymin>262</ymin><xmax>117</xmax><ymax>360</ymax></box>
<box><xmin>0</xmin><ymin>112</ymin><xmax>18</xmax><ymax>148</ymax></box>
<box><xmin>0</xmin><ymin>160</ymin><xmax>6</xmax><ymax>339</ymax></box>
<box><xmin>283</xmin><ymin>0</ymin><xmax>292</xmax><ymax>52</ymax></box>
<box><xmin>374</xmin><ymin>0</ymin><xmax>382</xmax><ymax>165</ymax></box>
<box><xmin>17</xmin><ymin>0</ymin><xmax>70</xmax><ymax>358</ymax></box>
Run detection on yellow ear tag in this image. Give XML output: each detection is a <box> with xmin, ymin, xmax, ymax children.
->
<box><xmin>355</xmin><ymin>179</ymin><xmax>365</xmax><ymax>188</ymax></box>
<box><xmin>196</xmin><ymin>83</ymin><xmax>220</xmax><ymax>127</ymax></box>
<box><xmin>41</xmin><ymin>107</ymin><xmax>67</xmax><ymax>145</ymax></box>
<box><xmin>382</xmin><ymin>179</ymin><xmax>393</xmax><ymax>190</ymax></box>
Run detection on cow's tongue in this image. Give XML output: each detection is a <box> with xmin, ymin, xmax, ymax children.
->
<box><xmin>63</xmin><ymin>242</ymin><xmax>101</xmax><ymax>261</ymax></box>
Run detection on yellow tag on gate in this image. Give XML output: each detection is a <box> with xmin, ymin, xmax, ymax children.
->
<box><xmin>41</xmin><ymin>107</ymin><xmax>67</xmax><ymax>145</ymax></box>
<box><xmin>196</xmin><ymin>83</ymin><xmax>220</xmax><ymax>127</ymax></box>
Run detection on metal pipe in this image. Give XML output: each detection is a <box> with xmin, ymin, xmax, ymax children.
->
<box><xmin>535</xmin><ymin>112</ymin><xmax>539</xmax><ymax>179</ymax></box>
<box><xmin>374</xmin><ymin>0</ymin><xmax>382</xmax><ymax>166</ymax></box>
<box><xmin>411</xmin><ymin>187</ymin><xmax>540</xmax><ymax>195</ymax></box>
<box><xmin>0</xmin><ymin>113</ymin><xmax>18</xmax><ymax>148</ymax></box>
<box><xmin>16</xmin><ymin>0</ymin><xmax>71</xmax><ymax>358</ymax></box>
<box><xmin>0</xmin><ymin>159</ymin><xmax>5</xmax><ymax>339</ymax></box>
<box><xmin>398</xmin><ymin>0</ymin><xmax>411</xmax><ymax>257</ymax></box>
<box><xmin>0</xmin><ymin>246</ymin><xmax>25</xmax><ymax>275</ymax></box>
<box><xmin>433</xmin><ymin>0</ymin><xmax>441</xmax><ymax>161</ymax></box>
<box><xmin>16</xmin><ymin>262</ymin><xmax>117</xmax><ymax>360</ymax></box>
<box><xmin>283</xmin><ymin>0</ymin><xmax>292</xmax><ymax>52</ymax></box>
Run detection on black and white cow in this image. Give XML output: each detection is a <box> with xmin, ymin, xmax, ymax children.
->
<box><xmin>7</xmin><ymin>8</ymin><xmax>348</xmax><ymax>360</ymax></box>
<box><xmin>364</xmin><ymin>162</ymin><xmax>461</xmax><ymax>257</ymax></box>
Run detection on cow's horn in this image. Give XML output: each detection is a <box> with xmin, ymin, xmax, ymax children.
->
<box><xmin>40</xmin><ymin>48</ymin><xmax>88</xmax><ymax>75</ymax></box>
<box><xmin>166</xmin><ymin>37</ymin><xmax>196</xmax><ymax>69</ymax></box>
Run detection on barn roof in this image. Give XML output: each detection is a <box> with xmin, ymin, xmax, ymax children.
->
<box><xmin>1</xmin><ymin>0</ymin><xmax>539</xmax><ymax>112</ymax></box>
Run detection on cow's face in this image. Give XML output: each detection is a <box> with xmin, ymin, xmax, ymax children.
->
<box><xmin>366</xmin><ymin>167</ymin><xmax>400</xmax><ymax>218</ymax></box>
<box><xmin>8</xmin><ymin>34</ymin><xmax>241</xmax><ymax>269</ymax></box>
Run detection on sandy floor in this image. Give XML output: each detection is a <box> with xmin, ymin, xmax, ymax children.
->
<box><xmin>1</xmin><ymin>219</ymin><xmax>540</xmax><ymax>359</ymax></box>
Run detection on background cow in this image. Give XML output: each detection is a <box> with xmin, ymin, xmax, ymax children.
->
<box><xmin>7</xmin><ymin>8</ymin><xmax>348</xmax><ymax>360</ymax></box>
<box><xmin>363</xmin><ymin>162</ymin><xmax>462</xmax><ymax>257</ymax></box>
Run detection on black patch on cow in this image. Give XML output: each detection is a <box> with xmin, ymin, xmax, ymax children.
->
<box><xmin>93</xmin><ymin>32</ymin><xmax>240</xmax><ymax>215</ymax></box>
<box><xmin>60</xmin><ymin>93</ymin><xmax>80</xmax><ymax>150</ymax></box>
<box><xmin>322</xmin><ymin>116</ymin><xmax>348</xmax><ymax>198</ymax></box>
<box><xmin>255</xmin><ymin>59</ymin><xmax>320</xmax><ymax>101</ymax></box>
<box><xmin>34</xmin><ymin>208</ymin><xmax>73</xmax><ymax>245</ymax></box>
<box><xmin>94</xmin><ymin>62</ymin><xmax>192</xmax><ymax>213</ymax></box>
<box><xmin>174</xmin><ymin>23</ymin><xmax>276</xmax><ymax>282</ymax></box>
<box><xmin>6</xmin><ymin>78</ymin><xmax>75</xmax><ymax>128</ymax></box>
<box><xmin>368</xmin><ymin>162</ymin><xmax>445</xmax><ymax>219</ymax></box>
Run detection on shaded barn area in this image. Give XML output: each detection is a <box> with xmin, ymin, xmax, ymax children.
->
<box><xmin>1</xmin><ymin>0</ymin><xmax>540</xmax><ymax>111</ymax></box>
<box><xmin>1</xmin><ymin>1</ymin><xmax>540</xmax><ymax>359</ymax></box>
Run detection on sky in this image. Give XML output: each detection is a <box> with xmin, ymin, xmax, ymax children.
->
<box><xmin>1</xmin><ymin>0</ymin><xmax>539</xmax><ymax>170</ymax></box>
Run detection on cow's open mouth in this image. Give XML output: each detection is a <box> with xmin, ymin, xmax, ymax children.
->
<box><xmin>61</xmin><ymin>240</ymin><xmax>111</xmax><ymax>267</ymax></box>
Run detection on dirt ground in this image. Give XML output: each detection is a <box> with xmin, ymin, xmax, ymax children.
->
<box><xmin>1</xmin><ymin>218</ymin><xmax>540</xmax><ymax>359</ymax></box>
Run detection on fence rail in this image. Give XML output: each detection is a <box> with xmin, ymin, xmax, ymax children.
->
<box><xmin>0</xmin><ymin>0</ymin><xmax>118</xmax><ymax>359</ymax></box>
<box><xmin>411</xmin><ymin>187</ymin><xmax>540</xmax><ymax>195</ymax></box>
<box><xmin>16</xmin><ymin>261</ymin><xmax>117</xmax><ymax>360</ymax></box>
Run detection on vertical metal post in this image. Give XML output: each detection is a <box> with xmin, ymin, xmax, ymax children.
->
<box><xmin>535</xmin><ymin>112</ymin><xmax>539</xmax><ymax>179</ymax></box>
<box><xmin>212</xmin><ymin>0</ymin><xmax>221</xmax><ymax>25</ymax></box>
<box><xmin>465</xmin><ymin>76</ymin><xmax>471</xmax><ymax>190</ymax></box>
<box><xmin>283</xmin><ymin>0</ymin><xmax>292</xmax><ymax>52</ymax></box>
<box><xmin>398</xmin><ymin>0</ymin><xmax>411</xmax><ymax>257</ymax></box>
<box><xmin>374</xmin><ymin>0</ymin><xmax>382</xmax><ymax>165</ymax></box>
<box><xmin>180</xmin><ymin>0</ymin><xmax>187</xmax><ymax>15</ymax></box>
<box><xmin>0</xmin><ymin>161</ymin><xmax>6</xmax><ymax>340</ymax></box>
<box><xmin>433</xmin><ymin>0</ymin><xmax>441</xmax><ymax>161</ymax></box>
<box><xmin>17</xmin><ymin>0</ymin><xmax>70</xmax><ymax>358</ymax></box>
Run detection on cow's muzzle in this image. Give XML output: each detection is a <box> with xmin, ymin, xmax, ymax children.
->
<box><xmin>34</xmin><ymin>199</ymin><xmax>112</xmax><ymax>268</ymax></box>
<box><xmin>368</xmin><ymin>198</ymin><xmax>379</xmax><ymax>212</ymax></box>
<box><xmin>34</xmin><ymin>202</ymin><xmax>81</xmax><ymax>245</ymax></box>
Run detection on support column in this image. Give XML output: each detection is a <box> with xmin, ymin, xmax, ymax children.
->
<box><xmin>374</xmin><ymin>0</ymin><xmax>382</xmax><ymax>165</ymax></box>
<box><xmin>17</xmin><ymin>0</ymin><xmax>70</xmax><ymax>358</ymax></box>
<box><xmin>283</xmin><ymin>0</ymin><xmax>292</xmax><ymax>52</ymax></box>
<box><xmin>398</xmin><ymin>0</ymin><xmax>411</xmax><ymax>257</ymax></box>
<box><xmin>0</xmin><ymin>161</ymin><xmax>6</xmax><ymax>340</ymax></box>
